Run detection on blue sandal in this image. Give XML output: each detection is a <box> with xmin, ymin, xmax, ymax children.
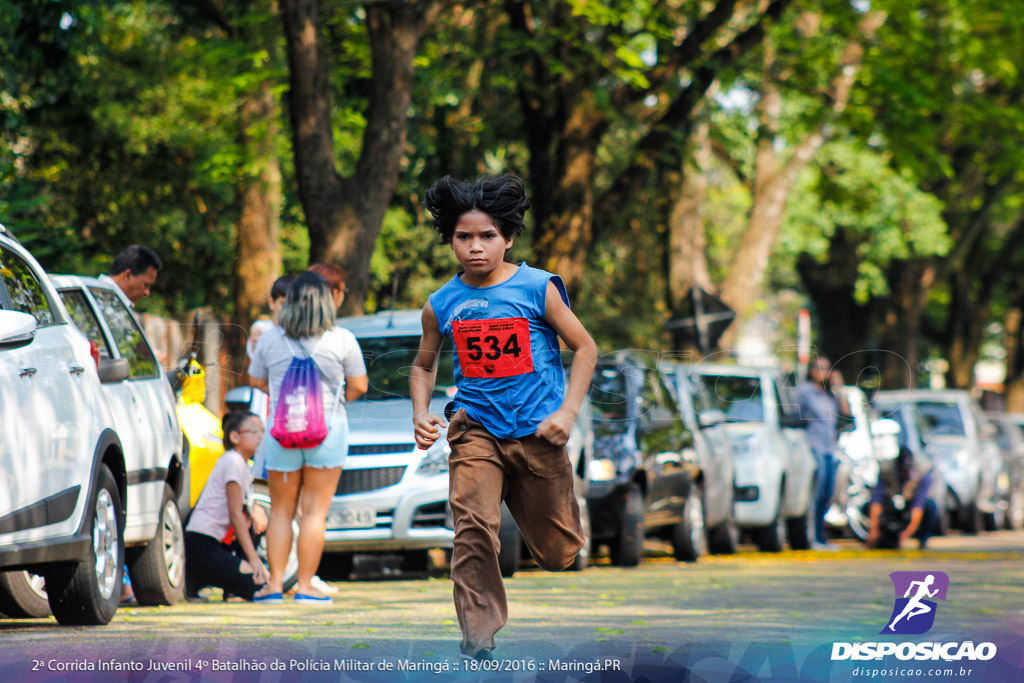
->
<box><xmin>253</xmin><ymin>591</ymin><xmax>284</xmax><ymax>604</ymax></box>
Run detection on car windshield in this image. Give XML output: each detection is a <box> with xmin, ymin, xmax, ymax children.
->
<box><xmin>357</xmin><ymin>335</ymin><xmax>455</xmax><ymax>401</ymax></box>
<box><xmin>702</xmin><ymin>374</ymin><xmax>765</xmax><ymax>422</ymax></box>
<box><xmin>915</xmin><ymin>401</ymin><xmax>966</xmax><ymax>437</ymax></box>
<box><xmin>590</xmin><ymin>366</ymin><xmax>630</xmax><ymax>434</ymax></box>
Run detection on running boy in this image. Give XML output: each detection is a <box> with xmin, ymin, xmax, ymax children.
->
<box><xmin>410</xmin><ymin>174</ymin><xmax>597</xmax><ymax>660</ymax></box>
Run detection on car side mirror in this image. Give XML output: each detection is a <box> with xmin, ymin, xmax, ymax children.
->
<box><xmin>779</xmin><ymin>413</ymin><xmax>808</xmax><ymax>429</ymax></box>
<box><xmin>698</xmin><ymin>410</ymin><xmax>727</xmax><ymax>428</ymax></box>
<box><xmin>98</xmin><ymin>357</ymin><xmax>130</xmax><ymax>383</ymax></box>
<box><xmin>225</xmin><ymin>385</ymin><xmax>255</xmax><ymax>412</ymax></box>
<box><xmin>980</xmin><ymin>423</ymin><xmax>998</xmax><ymax>440</ymax></box>
<box><xmin>0</xmin><ymin>310</ymin><xmax>38</xmax><ymax>350</ymax></box>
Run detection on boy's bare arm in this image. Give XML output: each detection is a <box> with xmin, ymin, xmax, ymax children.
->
<box><xmin>411</xmin><ymin>302</ymin><xmax>448</xmax><ymax>448</ymax></box>
<box><xmin>537</xmin><ymin>281</ymin><xmax>598</xmax><ymax>446</ymax></box>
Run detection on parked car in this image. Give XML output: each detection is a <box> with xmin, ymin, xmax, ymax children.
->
<box><xmin>987</xmin><ymin>412</ymin><xmax>1024</xmax><ymax>531</ymax></box>
<box><xmin>661</xmin><ymin>363</ymin><xmax>739</xmax><ymax>555</ymax></box>
<box><xmin>585</xmin><ymin>352</ymin><xmax>705</xmax><ymax>565</ymax></box>
<box><xmin>0</xmin><ymin>225</ymin><xmax>129</xmax><ymax>625</ymax></box>
<box><xmin>874</xmin><ymin>389</ymin><xmax>999</xmax><ymax>534</ymax></box>
<box><xmin>293</xmin><ymin>310</ymin><xmax>457</xmax><ymax>574</ymax></box>
<box><xmin>692</xmin><ymin>364</ymin><xmax>817</xmax><ymax>551</ymax></box>
<box><xmin>51</xmin><ymin>275</ymin><xmax>188</xmax><ymax>605</ymax></box>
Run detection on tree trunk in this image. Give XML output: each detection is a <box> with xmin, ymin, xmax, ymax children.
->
<box><xmin>235</xmin><ymin>85</ymin><xmax>283</xmax><ymax>323</ymax></box>
<box><xmin>944</xmin><ymin>271</ymin><xmax>986</xmax><ymax>389</ymax></box>
<box><xmin>877</xmin><ymin>261</ymin><xmax>936</xmax><ymax>389</ymax></box>
<box><xmin>229</xmin><ymin>82</ymin><xmax>283</xmax><ymax>383</ymax></box>
<box><xmin>1005</xmin><ymin>304</ymin><xmax>1024</xmax><ymax>412</ymax></box>
<box><xmin>281</xmin><ymin>0</ymin><xmax>435</xmax><ymax>314</ymax></box>
<box><xmin>665</xmin><ymin>114</ymin><xmax>715</xmax><ymax>352</ymax></box>
<box><xmin>719</xmin><ymin>12</ymin><xmax>884</xmax><ymax>346</ymax></box>
<box><xmin>796</xmin><ymin>233</ymin><xmax>876</xmax><ymax>382</ymax></box>
<box><xmin>532</xmin><ymin>96</ymin><xmax>607</xmax><ymax>297</ymax></box>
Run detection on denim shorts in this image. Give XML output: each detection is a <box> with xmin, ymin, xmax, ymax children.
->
<box><xmin>262</xmin><ymin>413</ymin><xmax>349</xmax><ymax>473</ymax></box>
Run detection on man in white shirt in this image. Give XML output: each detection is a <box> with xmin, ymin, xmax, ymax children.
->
<box><xmin>101</xmin><ymin>244</ymin><xmax>162</xmax><ymax>306</ymax></box>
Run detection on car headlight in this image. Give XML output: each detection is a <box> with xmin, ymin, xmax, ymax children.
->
<box><xmin>415</xmin><ymin>439</ymin><xmax>451</xmax><ymax>476</ymax></box>
<box><xmin>732</xmin><ymin>435</ymin><xmax>762</xmax><ymax>459</ymax></box>
<box><xmin>587</xmin><ymin>458</ymin><xmax>618</xmax><ymax>482</ymax></box>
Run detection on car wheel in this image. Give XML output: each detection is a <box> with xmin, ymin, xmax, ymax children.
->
<box><xmin>960</xmin><ymin>500</ymin><xmax>983</xmax><ymax>535</ymax></box>
<box><xmin>708</xmin><ymin>505</ymin><xmax>739</xmax><ymax>556</ymax></box>
<box><xmin>0</xmin><ymin>571</ymin><xmax>50</xmax><ymax>618</ymax></box>
<box><xmin>497</xmin><ymin>503</ymin><xmax>522</xmax><ymax>578</ymax></box>
<box><xmin>128</xmin><ymin>484</ymin><xmax>185</xmax><ymax>605</ymax></box>
<box><xmin>1005</xmin><ymin>489</ymin><xmax>1024</xmax><ymax>531</ymax></box>
<box><xmin>568</xmin><ymin>496</ymin><xmax>591</xmax><ymax>571</ymax></box>
<box><xmin>983</xmin><ymin>510</ymin><xmax>1000</xmax><ymax>532</ymax></box>
<box><xmin>936</xmin><ymin>489</ymin><xmax>955</xmax><ymax>536</ymax></box>
<box><xmin>786</xmin><ymin>477</ymin><xmax>816</xmax><ymax>551</ymax></box>
<box><xmin>46</xmin><ymin>465</ymin><xmax>123</xmax><ymax>626</ymax></box>
<box><xmin>753</xmin><ymin>488</ymin><xmax>785</xmax><ymax>553</ymax></box>
<box><xmin>251</xmin><ymin>482</ymin><xmax>299</xmax><ymax>592</ymax></box>
<box><xmin>671</xmin><ymin>484</ymin><xmax>706</xmax><ymax>563</ymax></box>
<box><xmin>609</xmin><ymin>483</ymin><xmax>645</xmax><ymax>567</ymax></box>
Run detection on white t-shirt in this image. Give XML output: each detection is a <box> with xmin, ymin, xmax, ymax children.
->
<box><xmin>248</xmin><ymin>325</ymin><xmax>366</xmax><ymax>422</ymax></box>
<box><xmin>186</xmin><ymin>450</ymin><xmax>253</xmax><ymax>541</ymax></box>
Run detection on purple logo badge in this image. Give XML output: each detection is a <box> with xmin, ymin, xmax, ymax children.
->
<box><xmin>882</xmin><ymin>571</ymin><xmax>949</xmax><ymax>635</ymax></box>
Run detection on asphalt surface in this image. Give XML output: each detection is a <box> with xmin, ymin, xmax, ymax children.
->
<box><xmin>2</xmin><ymin>532</ymin><xmax>1023</xmax><ymax>681</ymax></box>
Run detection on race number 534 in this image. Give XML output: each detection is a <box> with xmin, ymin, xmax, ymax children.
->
<box><xmin>453</xmin><ymin>317</ymin><xmax>534</xmax><ymax>378</ymax></box>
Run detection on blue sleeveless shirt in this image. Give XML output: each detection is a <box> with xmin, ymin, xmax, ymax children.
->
<box><xmin>429</xmin><ymin>263</ymin><xmax>568</xmax><ymax>439</ymax></box>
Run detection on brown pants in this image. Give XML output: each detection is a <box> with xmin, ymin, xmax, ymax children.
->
<box><xmin>447</xmin><ymin>409</ymin><xmax>585</xmax><ymax>657</ymax></box>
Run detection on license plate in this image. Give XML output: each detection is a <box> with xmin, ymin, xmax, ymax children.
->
<box><xmin>327</xmin><ymin>506</ymin><xmax>376</xmax><ymax>529</ymax></box>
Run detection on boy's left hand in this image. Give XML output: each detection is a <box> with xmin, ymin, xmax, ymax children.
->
<box><xmin>536</xmin><ymin>409</ymin><xmax>575</xmax><ymax>446</ymax></box>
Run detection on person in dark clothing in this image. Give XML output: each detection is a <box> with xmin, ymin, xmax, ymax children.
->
<box><xmin>866</xmin><ymin>448</ymin><xmax>939</xmax><ymax>550</ymax></box>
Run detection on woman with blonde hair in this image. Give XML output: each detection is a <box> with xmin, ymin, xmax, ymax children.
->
<box><xmin>248</xmin><ymin>272</ymin><xmax>367</xmax><ymax>604</ymax></box>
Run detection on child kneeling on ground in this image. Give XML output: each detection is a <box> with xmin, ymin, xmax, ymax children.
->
<box><xmin>185</xmin><ymin>411</ymin><xmax>270</xmax><ymax>601</ymax></box>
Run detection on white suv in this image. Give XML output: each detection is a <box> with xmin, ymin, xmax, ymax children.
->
<box><xmin>0</xmin><ymin>227</ymin><xmax>128</xmax><ymax>624</ymax></box>
<box><xmin>693</xmin><ymin>364</ymin><xmax>817</xmax><ymax>551</ymax></box>
<box><xmin>51</xmin><ymin>275</ymin><xmax>188</xmax><ymax>604</ymax></box>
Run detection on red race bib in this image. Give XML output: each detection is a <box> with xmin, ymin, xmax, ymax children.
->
<box><xmin>453</xmin><ymin>317</ymin><xmax>534</xmax><ymax>378</ymax></box>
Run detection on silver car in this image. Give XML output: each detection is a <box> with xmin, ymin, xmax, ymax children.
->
<box><xmin>874</xmin><ymin>389</ymin><xmax>1000</xmax><ymax>534</ymax></box>
<box><xmin>987</xmin><ymin>412</ymin><xmax>1024</xmax><ymax>531</ymax></box>
<box><xmin>319</xmin><ymin>311</ymin><xmax>456</xmax><ymax>567</ymax></box>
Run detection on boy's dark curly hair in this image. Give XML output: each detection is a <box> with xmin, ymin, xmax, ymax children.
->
<box><xmin>423</xmin><ymin>174</ymin><xmax>530</xmax><ymax>244</ymax></box>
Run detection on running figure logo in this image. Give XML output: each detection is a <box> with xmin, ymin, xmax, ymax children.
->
<box><xmin>882</xmin><ymin>571</ymin><xmax>949</xmax><ymax>635</ymax></box>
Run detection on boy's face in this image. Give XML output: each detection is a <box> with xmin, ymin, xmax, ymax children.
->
<box><xmin>451</xmin><ymin>210</ymin><xmax>513</xmax><ymax>276</ymax></box>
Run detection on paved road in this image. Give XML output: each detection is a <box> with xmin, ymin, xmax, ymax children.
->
<box><xmin>2</xmin><ymin>532</ymin><xmax>1023</xmax><ymax>681</ymax></box>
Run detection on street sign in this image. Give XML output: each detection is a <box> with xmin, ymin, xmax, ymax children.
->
<box><xmin>665</xmin><ymin>286</ymin><xmax>736</xmax><ymax>353</ymax></box>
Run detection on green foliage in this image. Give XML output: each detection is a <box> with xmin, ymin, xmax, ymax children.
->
<box><xmin>780</xmin><ymin>142</ymin><xmax>949</xmax><ymax>303</ymax></box>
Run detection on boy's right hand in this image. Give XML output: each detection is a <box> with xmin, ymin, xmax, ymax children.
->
<box><xmin>414</xmin><ymin>413</ymin><xmax>448</xmax><ymax>449</ymax></box>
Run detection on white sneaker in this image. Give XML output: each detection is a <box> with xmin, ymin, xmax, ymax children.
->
<box><xmin>310</xmin><ymin>575</ymin><xmax>339</xmax><ymax>595</ymax></box>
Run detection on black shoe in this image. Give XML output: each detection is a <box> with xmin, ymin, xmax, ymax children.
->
<box><xmin>185</xmin><ymin>583</ymin><xmax>207</xmax><ymax>603</ymax></box>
